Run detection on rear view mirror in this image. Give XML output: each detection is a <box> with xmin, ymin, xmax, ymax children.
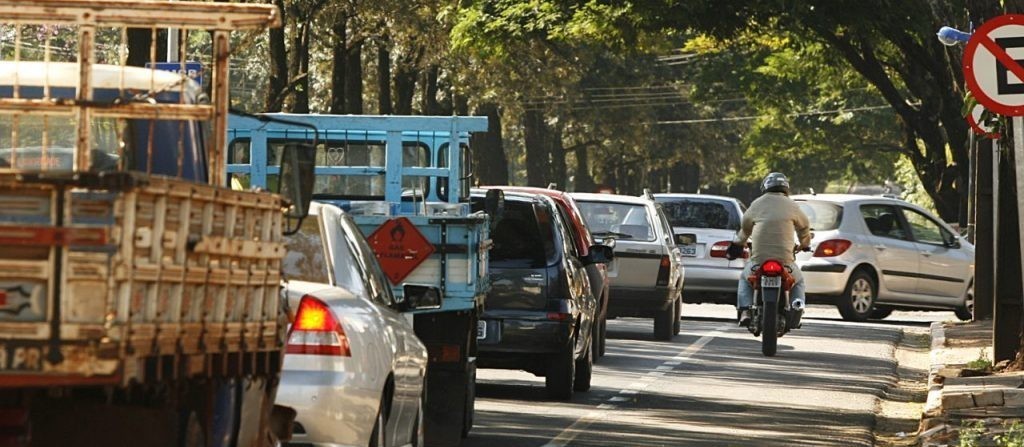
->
<box><xmin>586</xmin><ymin>244</ymin><xmax>615</xmax><ymax>265</ymax></box>
<box><xmin>401</xmin><ymin>285</ymin><xmax>442</xmax><ymax>311</ymax></box>
<box><xmin>601</xmin><ymin>237</ymin><xmax>616</xmax><ymax>249</ymax></box>
<box><xmin>279</xmin><ymin>143</ymin><xmax>316</xmax><ymax>235</ymax></box>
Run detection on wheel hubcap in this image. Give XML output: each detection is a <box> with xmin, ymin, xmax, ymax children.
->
<box><xmin>851</xmin><ymin>279</ymin><xmax>873</xmax><ymax>313</ymax></box>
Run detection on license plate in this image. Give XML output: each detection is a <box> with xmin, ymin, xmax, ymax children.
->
<box><xmin>761</xmin><ymin>276</ymin><xmax>781</xmax><ymax>288</ymax></box>
<box><xmin>680</xmin><ymin>245</ymin><xmax>697</xmax><ymax>257</ymax></box>
<box><xmin>476</xmin><ymin>321</ymin><xmax>487</xmax><ymax>340</ymax></box>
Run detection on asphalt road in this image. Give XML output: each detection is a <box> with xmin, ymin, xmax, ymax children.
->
<box><xmin>464</xmin><ymin>303</ymin><xmax>949</xmax><ymax>447</ymax></box>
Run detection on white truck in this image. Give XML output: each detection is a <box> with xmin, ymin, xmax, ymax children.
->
<box><xmin>0</xmin><ymin>2</ymin><xmax>312</xmax><ymax>446</ymax></box>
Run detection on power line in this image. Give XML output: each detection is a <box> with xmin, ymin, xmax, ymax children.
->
<box><xmin>655</xmin><ymin>104</ymin><xmax>894</xmax><ymax>125</ymax></box>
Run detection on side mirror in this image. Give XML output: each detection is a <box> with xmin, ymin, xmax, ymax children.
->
<box><xmin>279</xmin><ymin>143</ymin><xmax>316</xmax><ymax>235</ymax></box>
<box><xmin>945</xmin><ymin>233</ymin><xmax>961</xmax><ymax>249</ymax></box>
<box><xmin>585</xmin><ymin>244</ymin><xmax>615</xmax><ymax>265</ymax></box>
<box><xmin>601</xmin><ymin>237</ymin><xmax>616</xmax><ymax>249</ymax></box>
<box><xmin>400</xmin><ymin>284</ymin><xmax>442</xmax><ymax>311</ymax></box>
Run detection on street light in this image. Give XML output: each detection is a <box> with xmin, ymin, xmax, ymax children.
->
<box><xmin>937</xmin><ymin>26</ymin><xmax>972</xmax><ymax>46</ymax></box>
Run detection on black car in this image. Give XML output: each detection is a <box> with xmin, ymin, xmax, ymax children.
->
<box><xmin>471</xmin><ymin>191</ymin><xmax>608</xmax><ymax>400</ymax></box>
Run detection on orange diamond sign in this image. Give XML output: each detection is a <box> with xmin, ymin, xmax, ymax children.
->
<box><xmin>366</xmin><ymin>217</ymin><xmax>435</xmax><ymax>284</ymax></box>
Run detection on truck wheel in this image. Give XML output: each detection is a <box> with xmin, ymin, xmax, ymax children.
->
<box><xmin>672</xmin><ymin>296</ymin><xmax>682</xmax><ymax>336</ymax></box>
<box><xmin>653</xmin><ymin>300</ymin><xmax>675</xmax><ymax>341</ymax></box>
<box><xmin>837</xmin><ymin>270</ymin><xmax>875</xmax><ymax>322</ymax></box>
<box><xmin>545</xmin><ymin>339</ymin><xmax>576</xmax><ymax>400</ymax></box>
<box><xmin>573</xmin><ymin>340</ymin><xmax>593</xmax><ymax>392</ymax></box>
<box><xmin>461</xmin><ymin>362</ymin><xmax>475</xmax><ymax>439</ymax></box>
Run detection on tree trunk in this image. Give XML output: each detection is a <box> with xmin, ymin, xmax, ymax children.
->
<box><xmin>377</xmin><ymin>39</ymin><xmax>393</xmax><ymax>115</ymax></box>
<box><xmin>394</xmin><ymin>60</ymin><xmax>416</xmax><ymax>115</ymax></box>
<box><xmin>294</xmin><ymin>24</ymin><xmax>311</xmax><ymax>113</ymax></box>
<box><xmin>469</xmin><ymin>103</ymin><xmax>509</xmax><ymax>186</ymax></box>
<box><xmin>421</xmin><ymin>65</ymin><xmax>440</xmax><ymax>115</ymax></box>
<box><xmin>265</xmin><ymin>0</ymin><xmax>289</xmax><ymax>112</ymax></box>
<box><xmin>549</xmin><ymin>125</ymin><xmax>566</xmax><ymax>189</ymax></box>
<box><xmin>523</xmin><ymin>109</ymin><xmax>550</xmax><ymax>187</ymax></box>
<box><xmin>574</xmin><ymin>144</ymin><xmax>594</xmax><ymax>193</ymax></box>
<box><xmin>344</xmin><ymin>39</ymin><xmax>364</xmax><ymax>114</ymax></box>
<box><xmin>329</xmin><ymin>18</ymin><xmax>347</xmax><ymax>114</ymax></box>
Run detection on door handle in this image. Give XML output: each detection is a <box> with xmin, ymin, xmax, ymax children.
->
<box><xmin>873</xmin><ymin>245</ymin><xmax>887</xmax><ymax>251</ymax></box>
<box><xmin>920</xmin><ymin>251</ymin><xmax>932</xmax><ymax>257</ymax></box>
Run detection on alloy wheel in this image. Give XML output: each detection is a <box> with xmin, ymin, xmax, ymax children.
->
<box><xmin>850</xmin><ymin>278</ymin><xmax>874</xmax><ymax>314</ymax></box>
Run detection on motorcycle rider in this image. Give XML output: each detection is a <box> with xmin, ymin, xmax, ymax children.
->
<box><xmin>727</xmin><ymin>172</ymin><xmax>812</xmax><ymax>327</ymax></box>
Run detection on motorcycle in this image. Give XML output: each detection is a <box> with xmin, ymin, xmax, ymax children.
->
<box><xmin>742</xmin><ymin>245</ymin><xmax>811</xmax><ymax>356</ymax></box>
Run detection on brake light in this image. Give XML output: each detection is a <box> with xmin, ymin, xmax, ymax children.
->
<box><xmin>656</xmin><ymin>255</ymin><xmax>671</xmax><ymax>286</ymax></box>
<box><xmin>547</xmin><ymin>312</ymin><xmax>572</xmax><ymax>321</ymax></box>
<box><xmin>761</xmin><ymin>260</ymin><xmax>784</xmax><ymax>276</ymax></box>
<box><xmin>813</xmin><ymin>239</ymin><xmax>852</xmax><ymax>258</ymax></box>
<box><xmin>709</xmin><ymin>241</ymin><xmax>748</xmax><ymax>259</ymax></box>
<box><xmin>287</xmin><ymin>296</ymin><xmax>351</xmax><ymax>357</ymax></box>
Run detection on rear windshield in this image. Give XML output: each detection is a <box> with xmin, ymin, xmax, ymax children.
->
<box><xmin>796</xmin><ymin>201</ymin><xmax>843</xmax><ymax>231</ymax></box>
<box><xmin>576</xmin><ymin>201</ymin><xmax>656</xmax><ymax>242</ymax></box>
<box><xmin>655</xmin><ymin>197</ymin><xmax>739</xmax><ymax>230</ymax></box>
<box><xmin>283</xmin><ymin>216</ymin><xmax>331</xmax><ymax>284</ymax></box>
<box><xmin>487</xmin><ymin>199</ymin><xmax>558</xmax><ymax>268</ymax></box>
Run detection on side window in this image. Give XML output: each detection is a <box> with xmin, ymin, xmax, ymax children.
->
<box><xmin>282</xmin><ymin>216</ymin><xmax>332</xmax><ymax>284</ymax></box>
<box><xmin>859</xmin><ymin>204</ymin><xmax>909</xmax><ymax>240</ymax></box>
<box><xmin>902</xmin><ymin>208</ymin><xmax>949</xmax><ymax>246</ymax></box>
<box><xmin>340</xmin><ymin>217</ymin><xmax>396</xmax><ymax>307</ymax></box>
<box><xmin>655</xmin><ymin>206</ymin><xmax>676</xmax><ymax>247</ymax></box>
<box><xmin>554</xmin><ymin>204</ymin><xmax>583</xmax><ymax>257</ymax></box>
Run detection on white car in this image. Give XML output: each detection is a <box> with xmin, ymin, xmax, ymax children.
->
<box><xmin>571</xmin><ymin>192</ymin><xmax>685</xmax><ymax>340</ymax></box>
<box><xmin>280</xmin><ymin>202</ymin><xmax>429</xmax><ymax>447</ymax></box>
<box><xmin>653</xmin><ymin>193</ymin><xmax>747</xmax><ymax>305</ymax></box>
<box><xmin>792</xmin><ymin>194</ymin><xmax>975</xmax><ymax>321</ymax></box>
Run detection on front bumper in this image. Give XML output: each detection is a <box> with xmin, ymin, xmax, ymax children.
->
<box><xmin>607</xmin><ymin>286</ymin><xmax>676</xmax><ymax>318</ymax></box>
<box><xmin>277</xmin><ymin>369</ymin><xmax>379</xmax><ymax>447</ymax></box>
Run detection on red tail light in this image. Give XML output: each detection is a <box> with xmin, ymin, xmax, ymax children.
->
<box><xmin>287</xmin><ymin>295</ymin><xmax>351</xmax><ymax>357</ymax></box>
<box><xmin>547</xmin><ymin>312</ymin><xmax>572</xmax><ymax>321</ymax></box>
<box><xmin>761</xmin><ymin>260</ymin><xmax>784</xmax><ymax>276</ymax></box>
<box><xmin>813</xmin><ymin>239</ymin><xmax>852</xmax><ymax>258</ymax></box>
<box><xmin>656</xmin><ymin>255</ymin><xmax>671</xmax><ymax>286</ymax></box>
<box><xmin>709</xmin><ymin>241</ymin><xmax>749</xmax><ymax>259</ymax></box>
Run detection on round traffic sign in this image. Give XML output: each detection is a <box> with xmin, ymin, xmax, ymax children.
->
<box><xmin>964</xmin><ymin>14</ymin><xmax>1024</xmax><ymax>116</ymax></box>
<box><xmin>966</xmin><ymin>103</ymin><xmax>1000</xmax><ymax>138</ymax></box>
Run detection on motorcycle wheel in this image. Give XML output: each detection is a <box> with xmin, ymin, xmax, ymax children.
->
<box><xmin>761</xmin><ymin>289</ymin><xmax>779</xmax><ymax>357</ymax></box>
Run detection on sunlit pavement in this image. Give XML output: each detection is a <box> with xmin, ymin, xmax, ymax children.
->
<box><xmin>464</xmin><ymin>303</ymin><xmax>954</xmax><ymax>447</ymax></box>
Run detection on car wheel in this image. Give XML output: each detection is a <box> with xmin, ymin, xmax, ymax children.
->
<box><xmin>672</xmin><ymin>296</ymin><xmax>682</xmax><ymax>336</ymax></box>
<box><xmin>654</xmin><ymin>299</ymin><xmax>675</xmax><ymax>341</ymax></box>
<box><xmin>955</xmin><ymin>283</ymin><xmax>974</xmax><ymax>321</ymax></box>
<box><xmin>869</xmin><ymin>305</ymin><xmax>894</xmax><ymax>320</ymax></box>
<box><xmin>597</xmin><ymin>317</ymin><xmax>607</xmax><ymax>357</ymax></box>
<box><xmin>545</xmin><ymin>338</ymin><xmax>576</xmax><ymax>400</ymax></box>
<box><xmin>368</xmin><ymin>397</ymin><xmax>387</xmax><ymax>447</ymax></box>
<box><xmin>838</xmin><ymin>270</ymin><xmax>876</xmax><ymax>322</ymax></box>
<box><xmin>573</xmin><ymin>339</ymin><xmax>593</xmax><ymax>392</ymax></box>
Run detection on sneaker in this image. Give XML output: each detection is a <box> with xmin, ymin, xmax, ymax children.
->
<box><xmin>738</xmin><ymin>308</ymin><xmax>752</xmax><ymax>327</ymax></box>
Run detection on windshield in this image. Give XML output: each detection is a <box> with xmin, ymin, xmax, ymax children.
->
<box><xmin>576</xmin><ymin>201</ymin><xmax>656</xmax><ymax>241</ymax></box>
<box><xmin>796</xmin><ymin>200</ymin><xmax>843</xmax><ymax>231</ymax></box>
<box><xmin>655</xmin><ymin>197</ymin><xmax>739</xmax><ymax>230</ymax></box>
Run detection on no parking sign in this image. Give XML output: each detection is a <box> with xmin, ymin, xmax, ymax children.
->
<box><xmin>964</xmin><ymin>15</ymin><xmax>1024</xmax><ymax>116</ymax></box>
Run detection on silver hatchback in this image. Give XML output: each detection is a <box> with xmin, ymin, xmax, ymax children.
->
<box><xmin>792</xmin><ymin>194</ymin><xmax>975</xmax><ymax>321</ymax></box>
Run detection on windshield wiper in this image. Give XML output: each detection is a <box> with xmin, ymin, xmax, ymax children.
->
<box><xmin>592</xmin><ymin>231</ymin><xmax>633</xmax><ymax>239</ymax></box>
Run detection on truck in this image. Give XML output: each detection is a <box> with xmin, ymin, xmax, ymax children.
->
<box><xmin>0</xmin><ymin>1</ymin><xmax>312</xmax><ymax>446</ymax></box>
<box><xmin>226</xmin><ymin>113</ymin><xmax>490</xmax><ymax>446</ymax></box>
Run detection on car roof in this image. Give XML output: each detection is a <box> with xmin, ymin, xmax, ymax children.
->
<box><xmin>569</xmin><ymin>192</ymin><xmax>651</xmax><ymax>205</ymax></box>
<box><xmin>484</xmin><ymin>185</ymin><xmax>566</xmax><ymax>198</ymax></box>
<box><xmin>652</xmin><ymin>193</ymin><xmax>739</xmax><ymax>203</ymax></box>
<box><xmin>790</xmin><ymin>193</ymin><xmax>906</xmax><ymax>205</ymax></box>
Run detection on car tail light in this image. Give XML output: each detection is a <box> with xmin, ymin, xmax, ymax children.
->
<box><xmin>761</xmin><ymin>260</ymin><xmax>784</xmax><ymax>277</ymax></box>
<box><xmin>813</xmin><ymin>239</ymin><xmax>852</xmax><ymax>258</ymax></box>
<box><xmin>656</xmin><ymin>255</ymin><xmax>671</xmax><ymax>286</ymax></box>
<box><xmin>547</xmin><ymin>312</ymin><xmax>572</xmax><ymax>321</ymax></box>
<box><xmin>287</xmin><ymin>295</ymin><xmax>351</xmax><ymax>357</ymax></box>
<box><xmin>709</xmin><ymin>240</ymin><xmax>749</xmax><ymax>259</ymax></box>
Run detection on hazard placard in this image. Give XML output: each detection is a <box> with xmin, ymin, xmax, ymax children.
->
<box><xmin>965</xmin><ymin>15</ymin><xmax>1024</xmax><ymax>116</ymax></box>
<box><xmin>366</xmin><ymin>217</ymin><xmax>435</xmax><ymax>284</ymax></box>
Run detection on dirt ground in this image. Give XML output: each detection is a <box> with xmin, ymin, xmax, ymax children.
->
<box><xmin>874</xmin><ymin>328</ymin><xmax>931</xmax><ymax>447</ymax></box>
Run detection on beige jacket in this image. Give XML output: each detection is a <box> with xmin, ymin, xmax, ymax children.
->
<box><xmin>736</xmin><ymin>192</ymin><xmax>811</xmax><ymax>265</ymax></box>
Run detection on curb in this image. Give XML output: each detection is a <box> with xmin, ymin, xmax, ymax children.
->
<box><xmin>923</xmin><ymin>322</ymin><xmax>946</xmax><ymax>416</ymax></box>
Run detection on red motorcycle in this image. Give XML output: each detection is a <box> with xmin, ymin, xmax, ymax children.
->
<box><xmin>746</xmin><ymin>256</ymin><xmax>804</xmax><ymax>357</ymax></box>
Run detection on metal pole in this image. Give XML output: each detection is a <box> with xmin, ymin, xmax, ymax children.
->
<box><xmin>968</xmin><ymin>131</ymin><xmax>977</xmax><ymax>243</ymax></box>
<box><xmin>1016</xmin><ymin>116</ymin><xmax>1024</xmax><ymax>310</ymax></box>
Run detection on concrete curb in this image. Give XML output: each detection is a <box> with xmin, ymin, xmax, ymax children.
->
<box><xmin>923</xmin><ymin>322</ymin><xmax>946</xmax><ymax>416</ymax></box>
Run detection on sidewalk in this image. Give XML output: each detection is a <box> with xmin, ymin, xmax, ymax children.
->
<box><xmin>919</xmin><ymin>319</ymin><xmax>1024</xmax><ymax>446</ymax></box>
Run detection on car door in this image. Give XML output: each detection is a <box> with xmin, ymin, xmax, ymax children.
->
<box><xmin>900</xmin><ymin>206</ymin><xmax>973</xmax><ymax>299</ymax></box>
<box><xmin>557</xmin><ymin>207</ymin><xmax>595</xmax><ymax>356</ymax></box>
<box><xmin>858</xmin><ymin>203</ymin><xmax>920</xmax><ymax>295</ymax></box>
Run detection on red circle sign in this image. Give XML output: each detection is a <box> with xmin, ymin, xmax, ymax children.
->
<box><xmin>965</xmin><ymin>14</ymin><xmax>1024</xmax><ymax>116</ymax></box>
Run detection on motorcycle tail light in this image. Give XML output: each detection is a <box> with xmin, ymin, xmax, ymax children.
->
<box><xmin>287</xmin><ymin>295</ymin><xmax>351</xmax><ymax>357</ymax></box>
<box><xmin>656</xmin><ymin>255</ymin><xmax>671</xmax><ymax>286</ymax></box>
<box><xmin>813</xmin><ymin>239</ymin><xmax>852</xmax><ymax>258</ymax></box>
<box><xmin>761</xmin><ymin>260</ymin><xmax>784</xmax><ymax>276</ymax></box>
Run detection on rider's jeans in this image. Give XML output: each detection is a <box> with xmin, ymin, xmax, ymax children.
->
<box><xmin>736</xmin><ymin>262</ymin><xmax>806</xmax><ymax>309</ymax></box>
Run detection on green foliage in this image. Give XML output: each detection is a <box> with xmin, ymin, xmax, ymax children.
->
<box><xmin>894</xmin><ymin>155</ymin><xmax>937</xmax><ymax>214</ymax></box>
<box><xmin>960</xmin><ymin>419</ymin><xmax>987</xmax><ymax>447</ymax></box>
<box><xmin>996</xmin><ymin>421</ymin><xmax>1024</xmax><ymax>447</ymax></box>
<box><xmin>966</xmin><ymin>349</ymin><xmax>993</xmax><ymax>371</ymax></box>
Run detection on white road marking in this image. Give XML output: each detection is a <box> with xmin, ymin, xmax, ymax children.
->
<box><xmin>655</xmin><ymin>365</ymin><xmax>673</xmax><ymax>371</ymax></box>
<box><xmin>609</xmin><ymin>396</ymin><xmax>630</xmax><ymax>402</ymax></box>
<box><xmin>541</xmin><ymin>324</ymin><xmax>729</xmax><ymax>447</ymax></box>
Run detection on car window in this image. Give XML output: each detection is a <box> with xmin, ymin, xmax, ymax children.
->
<box><xmin>576</xmin><ymin>201</ymin><xmax>656</xmax><ymax>242</ymax></box>
<box><xmin>655</xmin><ymin>197</ymin><xmax>739</xmax><ymax>230</ymax></box>
<box><xmin>489</xmin><ymin>199</ymin><xmax>558</xmax><ymax>268</ymax></box>
<box><xmin>339</xmin><ymin>215</ymin><xmax>396</xmax><ymax>307</ymax></box>
<box><xmin>553</xmin><ymin>203</ymin><xmax>582</xmax><ymax>257</ymax></box>
<box><xmin>860</xmin><ymin>204</ymin><xmax>910</xmax><ymax>240</ymax></box>
<box><xmin>901</xmin><ymin>207</ymin><xmax>949</xmax><ymax>246</ymax></box>
<box><xmin>796</xmin><ymin>200</ymin><xmax>842</xmax><ymax>231</ymax></box>
<box><xmin>282</xmin><ymin>215</ymin><xmax>331</xmax><ymax>284</ymax></box>
<box><xmin>655</xmin><ymin>206</ymin><xmax>676</xmax><ymax>247</ymax></box>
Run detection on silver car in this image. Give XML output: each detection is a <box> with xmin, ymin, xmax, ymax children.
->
<box><xmin>792</xmin><ymin>194</ymin><xmax>975</xmax><ymax>321</ymax></box>
<box><xmin>654</xmin><ymin>193</ymin><xmax>746</xmax><ymax>305</ymax></box>
<box><xmin>571</xmin><ymin>192</ymin><xmax>685</xmax><ymax>340</ymax></box>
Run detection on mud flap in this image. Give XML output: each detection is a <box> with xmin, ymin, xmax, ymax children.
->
<box><xmin>424</xmin><ymin>361</ymin><xmax>473</xmax><ymax>447</ymax></box>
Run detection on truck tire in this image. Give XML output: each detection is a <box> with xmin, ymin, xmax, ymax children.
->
<box><xmin>423</xmin><ymin>367</ymin><xmax>470</xmax><ymax>447</ymax></box>
<box><xmin>653</xmin><ymin>299</ymin><xmax>675</xmax><ymax>341</ymax></box>
<box><xmin>573</xmin><ymin>340</ymin><xmax>593</xmax><ymax>392</ymax></box>
<box><xmin>461</xmin><ymin>362</ymin><xmax>475</xmax><ymax>439</ymax></box>
<box><xmin>545</xmin><ymin>339</ymin><xmax>576</xmax><ymax>400</ymax></box>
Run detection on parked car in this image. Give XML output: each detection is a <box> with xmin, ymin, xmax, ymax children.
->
<box><xmin>280</xmin><ymin>202</ymin><xmax>429</xmax><ymax>447</ymax></box>
<box><xmin>792</xmin><ymin>194</ymin><xmax>975</xmax><ymax>321</ymax></box>
<box><xmin>653</xmin><ymin>193</ymin><xmax>747</xmax><ymax>305</ymax></box>
<box><xmin>470</xmin><ymin>190</ymin><xmax>607</xmax><ymax>400</ymax></box>
<box><xmin>483</xmin><ymin>185</ymin><xmax>613</xmax><ymax>358</ymax></box>
<box><xmin>571</xmin><ymin>192</ymin><xmax>685</xmax><ymax>340</ymax></box>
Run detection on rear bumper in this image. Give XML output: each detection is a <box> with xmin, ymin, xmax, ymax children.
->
<box><xmin>476</xmin><ymin>314</ymin><xmax>573</xmax><ymax>372</ymax></box>
<box><xmin>799</xmin><ymin>262</ymin><xmax>851</xmax><ymax>296</ymax></box>
<box><xmin>681</xmin><ymin>265</ymin><xmax>742</xmax><ymax>303</ymax></box>
<box><xmin>277</xmin><ymin>369</ymin><xmax>378</xmax><ymax>447</ymax></box>
<box><xmin>607</xmin><ymin>286</ymin><xmax>676</xmax><ymax>317</ymax></box>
